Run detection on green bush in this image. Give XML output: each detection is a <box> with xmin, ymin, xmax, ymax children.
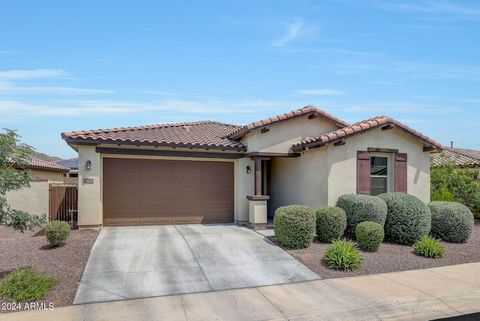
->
<box><xmin>45</xmin><ymin>221</ymin><xmax>71</xmax><ymax>247</ymax></box>
<box><xmin>413</xmin><ymin>236</ymin><xmax>445</xmax><ymax>258</ymax></box>
<box><xmin>336</xmin><ymin>194</ymin><xmax>387</xmax><ymax>234</ymax></box>
<box><xmin>0</xmin><ymin>267</ymin><xmax>57</xmax><ymax>302</ymax></box>
<box><xmin>429</xmin><ymin>201</ymin><xmax>474</xmax><ymax>243</ymax></box>
<box><xmin>315</xmin><ymin>207</ymin><xmax>347</xmax><ymax>242</ymax></box>
<box><xmin>274</xmin><ymin>205</ymin><xmax>316</xmax><ymax>249</ymax></box>
<box><xmin>355</xmin><ymin>221</ymin><xmax>384</xmax><ymax>252</ymax></box>
<box><xmin>431</xmin><ymin>164</ymin><xmax>480</xmax><ymax>219</ymax></box>
<box><xmin>323</xmin><ymin>240</ymin><xmax>363</xmax><ymax>270</ymax></box>
<box><xmin>378</xmin><ymin>193</ymin><xmax>431</xmax><ymax>245</ymax></box>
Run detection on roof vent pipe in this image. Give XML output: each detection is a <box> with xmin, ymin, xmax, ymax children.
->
<box><xmin>450</xmin><ymin>141</ymin><xmax>454</xmax><ymax>148</ymax></box>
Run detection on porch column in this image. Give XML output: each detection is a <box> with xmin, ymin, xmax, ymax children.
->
<box><xmin>247</xmin><ymin>157</ymin><xmax>270</xmax><ymax>229</ymax></box>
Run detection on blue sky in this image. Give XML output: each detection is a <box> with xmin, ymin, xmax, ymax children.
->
<box><xmin>0</xmin><ymin>0</ymin><xmax>479</xmax><ymax>158</ymax></box>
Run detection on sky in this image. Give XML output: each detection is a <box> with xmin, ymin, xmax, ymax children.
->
<box><xmin>0</xmin><ymin>0</ymin><xmax>479</xmax><ymax>158</ymax></box>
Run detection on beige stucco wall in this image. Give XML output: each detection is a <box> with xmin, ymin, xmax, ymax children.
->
<box><xmin>78</xmin><ymin>146</ymin><xmax>103</xmax><ymax>227</ymax></box>
<box><xmin>76</xmin><ymin>145</ymin><xmax>254</xmax><ymax>226</ymax></box>
<box><xmin>6</xmin><ymin>181</ymin><xmax>49</xmax><ymax>217</ymax></box>
<box><xmin>241</xmin><ymin>116</ymin><xmax>339</xmax><ymax>153</ymax></box>
<box><xmin>31</xmin><ymin>169</ymin><xmax>65</xmax><ymax>182</ymax></box>
<box><xmin>269</xmin><ymin>127</ymin><xmax>431</xmax><ymax>213</ymax></box>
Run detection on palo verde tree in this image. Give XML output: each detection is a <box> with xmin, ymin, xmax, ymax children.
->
<box><xmin>0</xmin><ymin>129</ymin><xmax>46</xmax><ymax>232</ymax></box>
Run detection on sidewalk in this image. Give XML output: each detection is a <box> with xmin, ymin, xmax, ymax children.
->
<box><xmin>2</xmin><ymin>263</ymin><xmax>480</xmax><ymax>321</ymax></box>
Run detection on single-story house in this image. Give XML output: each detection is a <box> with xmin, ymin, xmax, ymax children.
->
<box><xmin>6</xmin><ymin>158</ymin><xmax>69</xmax><ymax>216</ymax></box>
<box><xmin>62</xmin><ymin>106</ymin><xmax>442</xmax><ymax>229</ymax></box>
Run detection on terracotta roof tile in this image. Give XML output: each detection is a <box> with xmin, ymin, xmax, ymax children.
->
<box><xmin>227</xmin><ymin>105</ymin><xmax>349</xmax><ymax>139</ymax></box>
<box><xmin>432</xmin><ymin>148</ymin><xmax>480</xmax><ymax>167</ymax></box>
<box><xmin>62</xmin><ymin>121</ymin><xmax>246</xmax><ymax>151</ymax></box>
<box><xmin>27</xmin><ymin>158</ymin><xmax>70</xmax><ymax>172</ymax></box>
<box><xmin>293</xmin><ymin>116</ymin><xmax>442</xmax><ymax>152</ymax></box>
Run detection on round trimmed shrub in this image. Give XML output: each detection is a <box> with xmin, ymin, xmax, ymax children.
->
<box><xmin>274</xmin><ymin>205</ymin><xmax>316</xmax><ymax>249</ymax></box>
<box><xmin>336</xmin><ymin>194</ymin><xmax>387</xmax><ymax>235</ymax></box>
<box><xmin>323</xmin><ymin>240</ymin><xmax>363</xmax><ymax>271</ymax></box>
<box><xmin>315</xmin><ymin>207</ymin><xmax>347</xmax><ymax>242</ymax></box>
<box><xmin>355</xmin><ymin>221</ymin><xmax>384</xmax><ymax>252</ymax></box>
<box><xmin>429</xmin><ymin>201</ymin><xmax>474</xmax><ymax>243</ymax></box>
<box><xmin>378</xmin><ymin>193</ymin><xmax>431</xmax><ymax>245</ymax></box>
<box><xmin>45</xmin><ymin>220</ymin><xmax>71</xmax><ymax>247</ymax></box>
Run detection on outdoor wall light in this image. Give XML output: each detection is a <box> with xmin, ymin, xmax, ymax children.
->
<box><xmin>246</xmin><ymin>165</ymin><xmax>251</xmax><ymax>174</ymax></box>
<box><xmin>86</xmin><ymin>160</ymin><xmax>92</xmax><ymax>170</ymax></box>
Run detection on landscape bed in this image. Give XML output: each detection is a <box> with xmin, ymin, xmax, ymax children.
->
<box><xmin>270</xmin><ymin>222</ymin><xmax>480</xmax><ymax>279</ymax></box>
<box><xmin>0</xmin><ymin>226</ymin><xmax>98</xmax><ymax>312</ymax></box>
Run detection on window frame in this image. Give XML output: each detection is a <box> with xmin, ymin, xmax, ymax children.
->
<box><xmin>370</xmin><ymin>155</ymin><xmax>390</xmax><ymax>195</ymax></box>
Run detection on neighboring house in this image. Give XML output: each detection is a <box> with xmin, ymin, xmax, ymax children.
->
<box><xmin>432</xmin><ymin>147</ymin><xmax>480</xmax><ymax>168</ymax></box>
<box><xmin>57</xmin><ymin>158</ymin><xmax>79</xmax><ymax>184</ymax></box>
<box><xmin>6</xmin><ymin>158</ymin><xmax>69</xmax><ymax>217</ymax></box>
<box><xmin>62</xmin><ymin>106</ymin><xmax>442</xmax><ymax>229</ymax></box>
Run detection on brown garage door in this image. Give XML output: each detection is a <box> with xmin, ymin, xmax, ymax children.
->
<box><xmin>103</xmin><ymin>158</ymin><xmax>234</xmax><ymax>226</ymax></box>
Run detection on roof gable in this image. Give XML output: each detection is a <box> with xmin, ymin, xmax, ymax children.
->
<box><xmin>292</xmin><ymin>116</ymin><xmax>442</xmax><ymax>152</ymax></box>
<box><xmin>227</xmin><ymin>106</ymin><xmax>349</xmax><ymax>140</ymax></box>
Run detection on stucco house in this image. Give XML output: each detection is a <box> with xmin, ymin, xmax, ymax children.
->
<box><xmin>6</xmin><ymin>158</ymin><xmax>69</xmax><ymax>217</ymax></box>
<box><xmin>62</xmin><ymin>106</ymin><xmax>442</xmax><ymax>229</ymax></box>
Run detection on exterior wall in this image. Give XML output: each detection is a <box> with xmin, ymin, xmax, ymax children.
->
<box><xmin>78</xmin><ymin>146</ymin><xmax>103</xmax><ymax>227</ymax></box>
<box><xmin>269</xmin><ymin>127</ymin><xmax>431</xmax><ymax>214</ymax></box>
<box><xmin>241</xmin><ymin>116</ymin><xmax>339</xmax><ymax>153</ymax></box>
<box><xmin>31</xmin><ymin>169</ymin><xmax>65</xmax><ymax>182</ymax></box>
<box><xmin>76</xmin><ymin>145</ymin><xmax>254</xmax><ymax>226</ymax></box>
<box><xmin>5</xmin><ymin>181</ymin><xmax>50</xmax><ymax>217</ymax></box>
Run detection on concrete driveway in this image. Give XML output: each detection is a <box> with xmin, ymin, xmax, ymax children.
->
<box><xmin>74</xmin><ymin>224</ymin><xmax>318</xmax><ymax>304</ymax></box>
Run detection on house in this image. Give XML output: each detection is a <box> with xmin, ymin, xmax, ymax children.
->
<box><xmin>6</xmin><ymin>158</ymin><xmax>69</xmax><ymax>217</ymax></box>
<box><xmin>432</xmin><ymin>146</ymin><xmax>480</xmax><ymax>168</ymax></box>
<box><xmin>62</xmin><ymin>106</ymin><xmax>442</xmax><ymax>229</ymax></box>
<box><xmin>56</xmin><ymin>158</ymin><xmax>79</xmax><ymax>184</ymax></box>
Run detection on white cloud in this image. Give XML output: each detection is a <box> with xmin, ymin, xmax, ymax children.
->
<box><xmin>271</xmin><ymin>19</ymin><xmax>318</xmax><ymax>47</ymax></box>
<box><xmin>0</xmin><ymin>69</ymin><xmax>67</xmax><ymax>80</ymax></box>
<box><xmin>295</xmin><ymin>88</ymin><xmax>345</xmax><ymax>96</ymax></box>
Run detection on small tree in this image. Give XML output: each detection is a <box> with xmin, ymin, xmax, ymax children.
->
<box><xmin>0</xmin><ymin>129</ymin><xmax>46</xmax><ymax>232</ymax></box>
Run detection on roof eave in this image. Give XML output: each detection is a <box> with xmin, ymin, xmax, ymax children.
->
<box><xmin>63</xmin><ymin>138</ymin><xmax>247</xmax><ymax>152</ymax></box>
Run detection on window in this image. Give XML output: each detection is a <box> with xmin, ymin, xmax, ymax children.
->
<box><xmin>370</xmin><ymin>156</ymin><xmax>388</xmax><ymax>195</ymax></box>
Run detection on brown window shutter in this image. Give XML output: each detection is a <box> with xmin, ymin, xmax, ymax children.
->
<box><xmin>357</xmin><ymin>151</ymin><xmax>371</xmax><ymax>195</ymax></box>
<box><xmin>394</xmin><ymin>153</ymin><xmax>408</xmax><ymax>193</ymax></box>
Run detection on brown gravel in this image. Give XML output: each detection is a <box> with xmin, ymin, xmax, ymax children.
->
<box><xmin>0</xmin><ymin>225</ymin><xmax>98</xmax><ymax>312</ymax></box>
<box><xmin>274</xmin><ymin>222</ymin><xmax>480</xmax><ymax>279</ymax></box>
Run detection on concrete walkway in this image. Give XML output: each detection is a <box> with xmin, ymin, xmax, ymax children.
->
<box><xmin>75</xmin><ymin>225</ymin><xmax>317</xmax><ymax>304</ymax></box>
<box><xmin>3</xmin><ymin>262</ymin><xmax>480</xmax><ymax>321</ymax></box>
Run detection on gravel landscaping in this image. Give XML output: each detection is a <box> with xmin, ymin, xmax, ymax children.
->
<box><xmin>272</xmin><ymin>221</ymin><xmax>480</xmax><ymax>279</ymax></box>
<box><xmin>0</xmin><ymin>226</ymin><xmax>98</xmax><ymax>312</ymax></box>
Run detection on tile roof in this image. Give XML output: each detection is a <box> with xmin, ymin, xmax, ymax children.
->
<box><xmin>62</xmin><ymin>121</ymin><xmax>246</xmax><ymax>151</ymax></box>
<box><xmin>56</xmin><ymin>158</ymin><xmax>79</xmax><ymax>169</ymax></box>
<box><xmin>27</xmin><ymin>158</ymin><xmax>70</xmax><ymax>172</ymax></box>
<box><xmin>227</xmin><ymin>105</ymin><xmax>349</xmax><ymax>139</ymax></box>
<box><xmin>292</xmin><ymin>115</ymin><xmax>443</xmax><ymax>152</ymax></box>
<box><xmin>432</xmin><ymin>148</ymin><xmax>480</xmax><ymax>167</ymax></box>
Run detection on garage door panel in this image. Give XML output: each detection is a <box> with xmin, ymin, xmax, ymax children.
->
<box><xmin>103</xmin><ymin>158</ymin><xmax>233</xmax><ymax>225</ymax></box>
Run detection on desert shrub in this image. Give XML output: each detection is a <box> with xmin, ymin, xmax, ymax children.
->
<box><xmin>323</xmin><ymin>240</ymin><xmax>363</xmax><ymax>270</ymax></box>
<box><xmin>336</xmin><ymin>194</ymin><xmax>387</xmax><ymax>234</ymax></box>
<box><xmin>413</xmin><ymin>236</ymin><xmax>445</xmax><ymax>258</ymax></box>
<box><xmin>274</xmin><ymin>205</ymin><xmax>316</xmax><ymax>249</ymax></box>
<box><xmin>315</xmin><ymin>207</ymin><xmax>347</xmax><ymax>242</ymax></box>
<box><xmin>45</xmin><ymin>220</ymin><xmax>71</xmax><ymax>247</ymax></box>
<box><xmin>355</xmin><ymin>221</ymin><xmax>384</xmax><ymax>252</ymax></box>
<box><xmin>378</xmin><ymin>193</ymin><xmax>431</xmax><ymax>245</ymax></box>
<box><xmin>431</xmin><ymin>164</ymin><xmax>480</xmax><ymax>219</ymax></box>
<box><xmin>429</xmin><ymin>201</ymin><xmax>474</xmax><ymax>243</ymax></box>
<box><xmin>0</xmin><ymin>267</ymin><xmax>57</xmax><ymax>302</ymax></box>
